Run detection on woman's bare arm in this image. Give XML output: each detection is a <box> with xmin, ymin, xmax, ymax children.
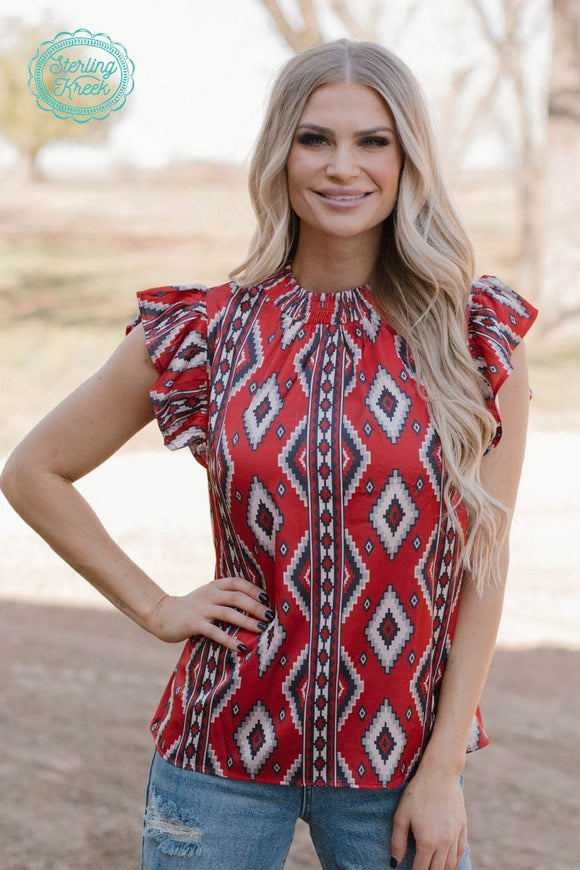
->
<box><xmin>0</xmin><ymin>325</ymin><xmax>271</xmax><ymax>647</ymax></box>
<box><xmin>390</xmin><ymin>340</ymin><xmax>532</xmax><ymax>870</ymax></box>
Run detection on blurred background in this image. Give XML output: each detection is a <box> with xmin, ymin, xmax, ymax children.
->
<box><xmin>0</xmin><ymin>2</ymin><xmax>579</xmax><ymax>869</ymax></box>
<box><xmin>0</xmin><ymin>0</ymin><xmax>578</xmax><ymax>454</ymax></box>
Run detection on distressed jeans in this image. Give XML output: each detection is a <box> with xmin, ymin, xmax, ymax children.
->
<box><xmin>141</xmin><ymin>751</ymin><xmax>471</xmax><ymax>870</ymax></box>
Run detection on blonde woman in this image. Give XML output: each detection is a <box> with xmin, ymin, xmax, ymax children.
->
<box><xmin>1</xmin><ymin>39</ymin><xmax>537</xmax><ymax>870</ymax></box>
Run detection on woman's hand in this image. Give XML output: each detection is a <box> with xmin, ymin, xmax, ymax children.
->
<box><xmin>390</xmin><ymin>764</ymin><xmax>467</xmax><ymax>870</ymax></box>
<box><xmin>149</xmin><ymin>576</ymin><xmax>273</xmax><ymax>650</ymax></box>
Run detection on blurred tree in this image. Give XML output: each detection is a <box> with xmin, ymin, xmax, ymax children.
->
<box><xmin>544</xmin><ymin>0</ymin><xmax>580</xmax><ymax>327</ymax></box>
<box><xmin>464</xmin><ymin>0</ymin><xmax>550</xmax><ymax>305</ymax></box>
<box><xmin>549</xmin><ymin>0</ymin><xmax>580</xmax><ymax>122</ymax></box>
<box><xmin>256</xmin><ymin>0</ymin><xmax>424</xmax><ymax>49</ymax></box>
<box><xmin>0</xmin><ymin>16</ymin><xmax>119</xmax><ymax>180</ymax></box>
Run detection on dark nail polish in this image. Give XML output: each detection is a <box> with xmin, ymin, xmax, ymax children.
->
<box><xmin>390</xmin><ymin>858</ymin><xmax>398</xmax><ymax>868</ymax></box>
<box><xmin>258</xmin><ymin>592</ymin><xmax>270</xmax><ymax>605</ymax></box>
<box><xmin>256</xmin><ymin>621</ymin><xmax>268</xmax><ymax>631</ymax></box>
<box><xmin>264</xmin><ymin>609</ymin><xmax>275</xmax><ymax>621</ymax></box>
<box><xmin>237</xmin><ymin>643</ymin><xmax>248</xmax><ymax>653</ymax></box>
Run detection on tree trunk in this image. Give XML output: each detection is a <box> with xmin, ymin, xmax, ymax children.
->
<box><xmin>14</xmin><ymin>149</ymin><xmax>43</xmax><ymax>182</ymax></box>
<box><xmin>511</xmin><ymin>41</ymin><xmax>547</xmax><ymax>305</ymax></box>
<box><xmin>465</xmin><ymin>0</ymin><xmax>550</xmax><ymax>307</ymax></box>
<box><xmin>543</xmin><ymin>0</ymin><xmax>580</xmax><ymax>330</ymax></box>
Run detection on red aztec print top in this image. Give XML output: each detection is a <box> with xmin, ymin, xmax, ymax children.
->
<box><xmin>128</xmin><ymin>266</ymin><xmax>537</xmax><ymax>790</ymax></box>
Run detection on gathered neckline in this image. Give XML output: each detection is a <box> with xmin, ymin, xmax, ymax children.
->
<box><xmin>263</xmin><ymin>264</ymin><xmax>378</xmax><ymax>325</ymax></box>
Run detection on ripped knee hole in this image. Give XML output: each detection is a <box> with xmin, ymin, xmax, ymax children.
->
<box><xmin>145</xmin><ymin>790</ymin><xmax>203</xmax><ymax>857</ymax></box>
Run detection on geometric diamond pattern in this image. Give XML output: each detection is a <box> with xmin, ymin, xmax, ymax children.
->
<box><xmin>229</xmin><ymin>319</ymin><xmax>264</xmax><ymax>397</ymax></box>
<box><xmin>361</xmin><ymin>699</ymin><xmax>407</xmax><ymax>786</ymax></box>
<box><xmin>342</xmin><ymin>416</ymin><xmax>371</xmax><ymax>503</ymax></box>
<box><xmin>419</xmin><ymin>424</ymin><xmax>442</xmax><ymax>494</ymax></box>
<box><xmin>337</xmin><ymin>649</ymin><xmax>364</xmax><ymax>728</ymax></box>
<box><xmin>365</xmin><ymin>365</ymin><xmax>411</xmax><ymax>443</ymax></box>
<box><xmin>336</xmin><ymin>751</ymin><xmax>358</xmax><ymax>787</ymax></box>
<box><xmin>246</xmin><ymin>476</ymin><xmax>282</xmax><ymax>558</ymax></box>
<box><xmin>410</xmin><ymin>644</ymin><xmax>433</xmax><ymax>726</ymax></box>
<box><xmin>369</xmin><ymin>470</ymin><xmax>420</xmax><ymax>560</ymax></box>
<box><xmin>413</xmin><ymin>527</ymin><xmax>438</xmax><ymax>616</ymax></box>
<box><xmin>215</xmin><ymin>429</ymin><xmax>235</xmax><ymax>511</ymax></box>
<box><xmin>394</xmin><ymin>335</ymin><xmax>417</xmax><ymax>381</ymax></box>
<box><xmin>234</xmin><ymin>700</ymin><xmax>278</xmax><ymax>779</ymax></box>
<box><xmin>365</xmin><ymin>585</ymin><xmax>414</xmax><ymax>674</ymax></box>
<box><xmin>283</xmin><ymin>530</ymin><xmax>311</xmax><ymax>617</ymax></box>
<box><xmin>279</xmin><ymin>415</ymin><xmax>308</xmax><ymax>505</ymax></box>
<box><xmin>293</xmin><ymin>329</ymin><xmax>321</xmax><ymax>396</ymax></box>
<box><xmin>243</xmin><ymin>372</ymin><xmax>283</xmax><ymax>450</ymax></box>
<box><xmin>257</xmin><ymin>618</ymin><xmax>287</xmax><ymax>677</ymax></box>
<box><xmin>282</xmin><ymin>645</ymin><xmax>309</xmax><ymax>735</ymax></box>
<box><xmin>341</xmin><ymin>530</ymin><xmax>370</xmax><ymax>621</ymax></box>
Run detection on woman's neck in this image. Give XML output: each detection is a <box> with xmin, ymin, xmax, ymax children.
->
<box><xmin>290</xmin><ymin>230</ymin><xmax>379</xmax><ymax>293</ymax></box>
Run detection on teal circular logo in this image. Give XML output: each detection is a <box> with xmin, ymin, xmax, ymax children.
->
<box><xmin>28</xmin><ymin>28</ymin><xmax>135</xmax><ymax>122</ymax></box>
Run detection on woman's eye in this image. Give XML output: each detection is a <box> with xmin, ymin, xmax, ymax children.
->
<box><xmin>360</xmin><ymin>136</ymin><xmax>390</xmax><ymax>147</ymax></box>
<box><xmin>296</xmin><ymin>132</ymin><xmax>328</xmax><ymax>146</ymax></box>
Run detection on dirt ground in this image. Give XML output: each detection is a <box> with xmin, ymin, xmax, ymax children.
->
<box><xmin>1</xmin><ymin>429</ymin><xmax>579</xmax><ymax>869</ymax></box>
<box><xmin>0</xmin><ymin>602</ymin><xmax>578</xmax><ymax>870</ymax></box>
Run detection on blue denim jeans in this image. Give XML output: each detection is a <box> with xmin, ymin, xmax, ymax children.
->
<box><xmin>141</xmin><ymin>751</ymin><xmax>471</xmax><ymax>870</ymax></box>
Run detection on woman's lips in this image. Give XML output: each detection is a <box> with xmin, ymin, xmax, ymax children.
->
<box><xmin>314</xmin><ymin>190</ymin><xmax>372</xmax><ymax>206</ymax></box>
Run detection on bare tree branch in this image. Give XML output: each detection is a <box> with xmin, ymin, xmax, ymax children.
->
<box><xmin>256</xmin><ymin>0</ymin><xmax>431</xmax><ymax>50</ymax></box>
<box><xmin>258</xmin><ymin>0</ymin><xmax>388</xmax><ymax>48</ymax></box>
<box><xmin>441</xmin><ymin>65</ymin><xmax>504</xmax><ymax>172</ymax></box>
<box><xmin>258</xmin><ymin>0</ymin><xmax>323</xmax><ymax>50</ymax></box>
<box><xmin>462</xmin><ymin>0</ymin><xmax>549</xmax><ymax>303</ymax></box>
<box><xmin>328</xmin><ymin>0</ymin><xmax>371</xmax><ymax>39</ymax></box>
<box><xmin>470</xmin><ymin>0</ymin><xmax>501</xmax><ymax>46</ymax></box>
<box><xmin>298</xmin><ymin>0</ymin><xmax>324</xmax><ymax>43</ymax></box>
<box><xmin>259</xmin><ymin>0</ymin><xmax>299</xmax><ymax>48</ymax></box>
<box><xmin>549</xmin><ymin>0</ymin><xmax>580</xmax><ymax>120</ymax></box>
<box><xmin>544</xmin><ymin>0</ymin><xmax>580</xmax><ymax>326</ymax></box>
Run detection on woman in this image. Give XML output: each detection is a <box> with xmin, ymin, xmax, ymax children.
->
<box><xmin>1</xmin><ymin>39</ymin><xmax>537</xmax><ymax>870</ymax></box>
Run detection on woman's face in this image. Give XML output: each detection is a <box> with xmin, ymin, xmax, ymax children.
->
<box><xmin>286</xmin><ymin>82</ymin><xmax>403</xmax><ymax>250</ymax></box>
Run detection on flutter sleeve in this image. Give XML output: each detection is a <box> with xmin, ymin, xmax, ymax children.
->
<box><xmin>126</xmin><ymin>284</ymin><xmax>208</xmax><ymax>455</ymax></box>
<box><xmin>468</xmin><ymin>275</ymin><xmax>538</xmax><ymax>451</ymax></box>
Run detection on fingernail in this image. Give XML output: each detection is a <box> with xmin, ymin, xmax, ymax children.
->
<box><xmin>256</xmin><ymin>621</ymin><xmax>268</xmax><ymax>631</ymax></box>
<box><xmin>237</xmin><ymin>643</ymin><xmax>248</xmax><ymax>652</ymax></box>
<box><xmin>390</xmin><ymin>858</ymin><xmax>398</xmax><ymax>868</ymax></box>
<box><xmin>258</xmin><ymin>592</ymin><xmax>270</xmax><ymax>605</ymax></box>
<box><xmin>264</xmin><ymin>609</ymin><xmax>275</xmax><ymax>621</ymax></box>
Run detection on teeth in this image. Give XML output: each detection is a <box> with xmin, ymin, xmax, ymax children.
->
<box><xmin>320</xmin><ymin>193</ymin><xmax>367</xmax><ymax>200</ymax></box>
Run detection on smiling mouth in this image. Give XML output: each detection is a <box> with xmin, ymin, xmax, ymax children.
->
<box><xmin>316</xmin><ymin>192</ymin><xmax>371</xmax><ymax>201</ymax></box>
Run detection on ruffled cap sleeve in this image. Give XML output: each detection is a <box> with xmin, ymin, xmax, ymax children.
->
<box><xmin>468</xmin><ymin>275</ymin><xmax>538</xmax><ymax>450</ymax></box>
<box><xmin>126</xmin><ymin>284</ymin><xmax>208</xmax><ymax>455</ymax></box>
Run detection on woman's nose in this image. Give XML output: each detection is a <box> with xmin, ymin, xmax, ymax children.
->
<box><xmin>325</xmin><ymin>145</ymin><xmax>360</xmax><ymax>179</ymax></box>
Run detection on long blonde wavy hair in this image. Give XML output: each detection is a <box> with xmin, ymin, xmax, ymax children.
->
<box><xmin>230</xmin><ymin>39</ymin><xmax>507</xmax><ymax>593</ymax></box>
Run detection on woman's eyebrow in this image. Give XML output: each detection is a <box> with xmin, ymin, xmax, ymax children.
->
<box><xmin>296</xmin><ymin>123</ymin><xmax>394</xmax><ymax>135</ymax></box>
